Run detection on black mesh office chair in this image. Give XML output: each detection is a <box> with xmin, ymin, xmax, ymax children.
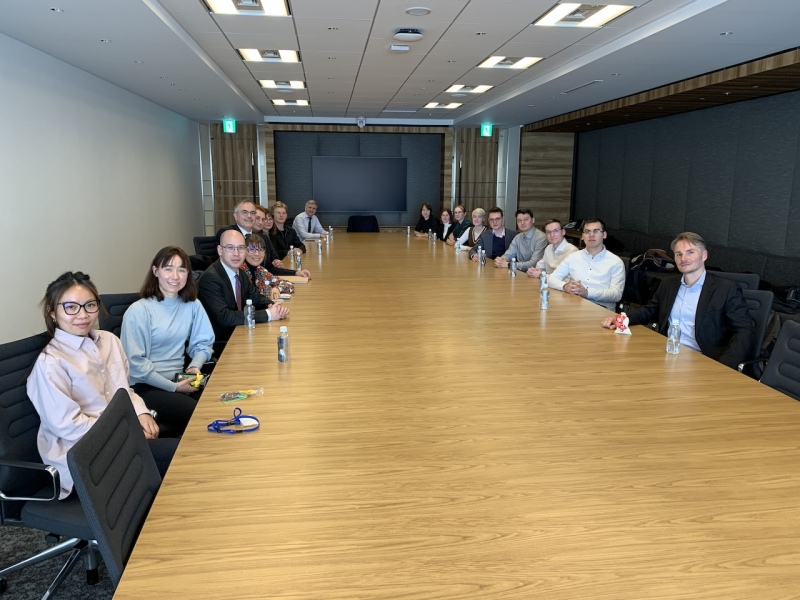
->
<box><xmin>735</xmin><ymin>289</ymin><xmax>774</xmax><ymax>378</ymax></box>
<box><xmin>713</xmin><ymin>271</ymin><xmax>760</xmax><ymax>291</ymax></box>
<box><xmin>98</xmin><ymin>292</ymin><xmax>140</xmax><ymax>337</ymax></box>
<box><xmin>0</xmin><ymin>333</ymin><xmax>100</xmax><ymax>598</ymax></box>
<box><xmin>191</xmin><ymin>236</ymin><xmax>217</xmax><ymax>271</ymax></box>
<box><xmin>750</xmin><ymin>320</ymin><xmax>800</xmax><ymax>401</ymax></box>
<box><xmin>67</xmin><ymin>388</ymin><xmax>162</xmax><ymax>588</ymax></box>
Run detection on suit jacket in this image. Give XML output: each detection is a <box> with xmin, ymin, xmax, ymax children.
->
<box><xmin>197</xmin><ymin>259</ymin><xmax>272</xmax><ymax>344</ymax></box>
<box><xmin>469</xmin><ymin>228</ymin><xmax>517</xmax><ymax>259</ymax></box>
<box><xmin>628</xmin><ymin>272</ymin><xmax>754</xmax><ymax>369</ymax></box>
<box><xmin>269</xmin><ymin>226</ymin><xmax>306</xmax><ymax>258</ymax></box>
<box><xmin>216</xmin><ymin>225</ymin><xmax>297</xmax><ymax>275</ymax></box>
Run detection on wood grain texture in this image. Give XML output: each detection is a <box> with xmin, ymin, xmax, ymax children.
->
<box><xmin>210</xmin><ymin>123</ymin><xmax>258</xmax><ymax>230</ymax></box>
<box><xmin>115</xmin><ymin>234</ymin><xmax>800</xmax><ymax>599</ymax></box>
<box><xmin>528</xmin><ymin>48</ymin><xmax>800</xmax><ymax>133</ymax></box>
<box><xmin>519</xmin><ymin>132</ymin><xmax>574</xmax><ymax>225</ymax></box>
<box><xmin>456</xmin><ymin>128</ymin><xmax>499</xmax><ymax>214</ymax></box>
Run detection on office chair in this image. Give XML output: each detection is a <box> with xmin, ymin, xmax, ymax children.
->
<box><xmin>738</xmin><ymin>289</ymin><xmax>774</xmax><ymax>377</ymax></box>
<box><xmin>0</xmin><ymin>333</ymin><xmax>100</xmax><ymax>598</ymax></box>
<box><xmin>753</xmin><ymin>320</ymin><xmax>800</xmax><ymax>402</ymax></box>
<box><xmin>98</xmin><ymin>292</ymin><xmax>140</xmax><ymax>337</ymax></box>
<box><xmin>67</xmin><ymin>388</ymin><xmax>162</xmax><ymax>588</ymax></box>
<box><xmin>191</xmin><ymin>236</ymin><xmax>218</xmax><ymax>271</ymax></box>
<box><xmin>713</xmin><ymin>271</ymin><xmax>760</xmax><ymax>291</ymax></box>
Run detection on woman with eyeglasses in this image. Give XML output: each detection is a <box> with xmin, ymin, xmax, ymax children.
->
<box><xmin>455</xmin><ymin>207</ymin><xmax>487</xmax><ymax>249</ymax></box>
<box><xmin>242</xmin><ymin>235</ymin><xmax>308</xmax><ymax>299</ymax></box>
<box><xmin>27</xmin><ymin>271</ymin><xmax>177</xmax><ymax>500</ymax></box>
<box><xmin>446</xmin><ymin>205</ymin><xmax>469</xmax><ymax>246</ymax></box>
<box><xmin>414</xmin><ymin>202</ymin><xmax>439</xmax><ymax>238</ymax></box>
<box><xmin>120</xmin><ymin>246</ymin><xmax>215</xmax><ymax>437</ymax></box>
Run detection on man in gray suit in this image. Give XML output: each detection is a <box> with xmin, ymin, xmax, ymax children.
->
<box><xmin>494</xmin><ymin>208</ymin><xmax>547</xmax><ymax>272</ymax></box>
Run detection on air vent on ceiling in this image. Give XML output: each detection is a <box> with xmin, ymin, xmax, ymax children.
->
<box><xmin>561</xmin><ymin>80</ymin><xmax>603</xmax><ymax>94</ymax></box>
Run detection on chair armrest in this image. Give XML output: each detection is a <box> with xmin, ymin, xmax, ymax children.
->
<box><xmin>737</xmin><ymin>358</ymin><xmax>767</xmax><ymax>375</ymax></box>
<box><xmin>0</xmin><ymin>458</ymin><xmax>60</xmax><ymax>502</ymax></box>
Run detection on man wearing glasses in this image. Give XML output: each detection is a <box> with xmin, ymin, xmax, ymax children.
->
<box><xmin>215</xmin><ymin>201</ymin><xmax>284</xmax><ymax>269</ymax></box>
<box><xmin>494</xmin><ymin>208</ymin><xmax>547</xmax><ymax>272</ymax></box>
<box><xmin>198</xmin><ymin>230</ymin><xmax>289</xmax><ymax>346</ymax></box>
<box><xmin>469</xmin><ymin>207</ymin><xmax>516</xmax><ymax>261</ymax></box>
<box><xmin>548</xmin><ymin>218</ymin><xmax>625</xmax><ymax>310</ymax></box>
<box><xmin>527</xmin><ymin>219</ymin><xmax>579</xmax><ymax>278</ymax></box>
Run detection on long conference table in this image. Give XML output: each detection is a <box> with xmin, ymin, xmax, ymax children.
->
<box><xmin>115</xmin><ymin>233</ymin><xmax>800</xmax><ymax>599</ymax></box>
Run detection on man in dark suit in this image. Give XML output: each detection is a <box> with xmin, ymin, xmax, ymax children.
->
<box><xmin>215</xmin><ymin>200</ymin><xmax>284</xmax><ymax>269</ymax></box>
<box><xmin>198</xmin><ymin>230</ymin><xmax>289</xmax><ymax>346</ymax></box>
<box><xmin>601</xmin><ymin>232</ymin><xmax>754</xmax><ymax>369</ymax></box>
<box><xmin>468</xmin><ymin>207</ymin><xmax>517</xmax><ymax>261</ymax></box>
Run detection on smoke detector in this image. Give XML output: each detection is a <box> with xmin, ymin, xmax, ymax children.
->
<box><xmin>394</xmin><ymin>28</ymin><xmax>423</xmax><ymax>42</ymax></box>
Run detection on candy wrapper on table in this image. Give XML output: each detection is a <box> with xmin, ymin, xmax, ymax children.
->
<box><xmin>615</xmin><ymin>312</ymin><xmax>632</xmax><ymax>335</ymax></box>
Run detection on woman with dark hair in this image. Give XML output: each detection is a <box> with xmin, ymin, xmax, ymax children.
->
<box><xmin>437</xmin><ymin>208</ymin><xmax>454</xmax><ymax>242</ymax></box>
<box><xmin>242</xmin><ymin>234</ymin><xmax>306</xmax><ymax>298</ymax></box>
<box><xmin>446</xmin><ymin>205</ymin><xmax>469</xmax><ymax>246</ymax></box>
<box><xmin>120</xmin><ymin>246</ymin><xmax>214</xmax><ymax>437</ymax></box>
<box><xmin>27</xmin><ymin>271</ymin><xmax>176</xmax><ymax>500</ymax></box>
<box><xmin>414</xmin><ymin>202</ymin><xmax>438</xmax><ymax>237</ymax></box>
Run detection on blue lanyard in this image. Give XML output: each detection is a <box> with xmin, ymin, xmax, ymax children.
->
<box><xmin>207</xmin><ymin>407</ymin><xmax>260</xmax><ymax>434</ymax></box>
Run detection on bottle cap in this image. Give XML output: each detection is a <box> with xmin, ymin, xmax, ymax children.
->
<box><xmin>280</xmin><ymin>326</ymin><xmax>288</xmax><ymax>333</ymax></box>
<box><xmin>245</xmin><ymin>299</ymin><xmax>253</xmax><ymax>305</ymax></box>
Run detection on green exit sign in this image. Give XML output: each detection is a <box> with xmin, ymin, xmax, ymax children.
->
<box><xmin>222</xmin><ymin>118</ymin><xmax>236</xmax><ymax>133</ymax></box>
<box><xmin>480</xmin><ymin>123</ymin><xmax>493</xmax><ymax>137</ymax></box>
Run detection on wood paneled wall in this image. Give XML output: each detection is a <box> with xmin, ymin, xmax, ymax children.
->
<box><xmin>210</xmin><ymin>122</ymin><xmax>258</xmax><ymax>231</ymax></box>
<box><xmin>455</xmin><ymin>128</ymin><xmax>498</xmax><ymax>213</ymax></box>
<box><xmin>262</xmin><ymin>124</ymin><xmax>453</xmax><ymax>211</ymax></box>
<box><xmin>518</xmin><ymin>132</ymin><xmax>575</xmax><ymax>225</ymax></box>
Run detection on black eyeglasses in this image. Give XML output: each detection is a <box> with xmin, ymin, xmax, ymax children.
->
<box><xmin>58</xmin><ymin>300</ymin><xmax>100</xmax><ymax>315</ymax></box>
<box><xmin>246</xmin><ymin>246</ymin><xmax>266</xmax><ymax>253</ymax></box>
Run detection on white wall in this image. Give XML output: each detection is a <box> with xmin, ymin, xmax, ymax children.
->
<box><xmin>0</xmin><ymin>34</ymin><xmax>203</xmax><ymax>343</ymax></box>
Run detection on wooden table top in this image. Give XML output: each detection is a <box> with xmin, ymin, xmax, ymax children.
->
<box><xmin>115</xmin><ymin>233</ymin><xmax>800</xmax><ymax>600</ymax></box>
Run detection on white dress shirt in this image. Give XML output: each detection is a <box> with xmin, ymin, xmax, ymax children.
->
<box><xmin>535</xmin><ymin>239</ymin><xmax>580</xmax><ymax>274</ymax></box>
<box><xmin>549</xmin><ymin>246</ymin><xmax>626</xmax><ymax>310</ymax></box>
<box><xmin>293</xmin><ymin>212</ymin><xmax>326</xmax><ymax>241</ymax></box>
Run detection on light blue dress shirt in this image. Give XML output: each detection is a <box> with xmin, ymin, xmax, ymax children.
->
<box><xmin>668</xmin><ymin>270</ymin><xmax>706</xmax><ymax>352</ymax></box>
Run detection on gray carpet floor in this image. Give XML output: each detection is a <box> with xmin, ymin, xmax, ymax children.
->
<box><xmin>0</xmin><ymin>526</ymin><xmax>113</xmax><ymax>599</ymax></box>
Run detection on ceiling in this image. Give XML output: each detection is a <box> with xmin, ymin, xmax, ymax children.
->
<box><xmin>2</xmin><ymin>0</ymin><xmax>799</xmax><ymax>128</ymax></box>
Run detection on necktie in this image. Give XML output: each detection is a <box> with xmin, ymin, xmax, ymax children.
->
<box><xmin>234</xmin><ymin>274</ymin><xmax>242</xmax><ymax>311</ymax></box>
<box><xmin>307</xmin><ymin>216</ymin><xmax>313</xmax><ymax>233</ymax></box>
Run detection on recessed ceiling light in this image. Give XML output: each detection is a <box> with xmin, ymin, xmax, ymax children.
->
<box><xmin>206</xmin><ymin>0</ymin><xmax>289</xmax><ymax>16</ymax></box>
<box><xmin>238</xmin><ymin>49</ymin><xmax>299</xmax><ymax>63</ymax></box>
<box><xmin>478</xmin><ymin>55</ymin><xmax>541</xmax><ymax>69</ymax></box>
<box><xmin>406</xmin><ymin>7</ymin><xmax>431</xmax><ymax>16</ymax></box>
<box><xmin>534</xmin><ymin>4</ymin><xmax>635</xmax><ymax>28</ymax></box>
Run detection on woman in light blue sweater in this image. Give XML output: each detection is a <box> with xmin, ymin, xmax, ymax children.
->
<box><xmin>121</xmin><ymin>246</ymin><xmax>214</xmax><ymax>437</ymax></box>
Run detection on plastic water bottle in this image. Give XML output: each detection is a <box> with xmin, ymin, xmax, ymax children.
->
<box><xmin>407</xmin><ymin>226</ymin><xmax>410</xmax><ymax>237</ymax></box>
<box><xmin>328</xmin><ymin>226</ymin><xmax>333</xmax><ymax>238</ymax></box>
<box><xmin>475</xmin><ymin>244</ymin><xmax>482</xmax><ymax>264</ymax></box>
<box><xmin>244</xmin><ymin>299</ymin><xmax>255</xmax><ymax>329</ymax></box>
<box><xmin>317</xmin><ymin>239</ymin><xmax>322</xmax><ymax>254</ymax></box>
<box><xmin>277</xmin><ymin>326</ymin><xmax>290</xmax><ymax>362</ymax></box>
<box><xmin>428</xmin><ymin>228</ymin><xmax>433</xmax><ymax>241</ymax></box>
<box><xmin>296</xmin><ymin>253</ymin><xmax>302</xmax><ymax>271</ymax></box>
<box><xmin>541</xmin><ymin>288</ymin><xmax>550</xmax><ymax>310</ymax></box>
<box><xmin>539</xmin><ymin>272</ymin><xmax>548</xmax><ymax>291</ymax></box>
<box><xmin>289</xmin><ymin>245</ymin><xmax>294</xmax><ymax>266</ymax></box>
<box><xmin>455</xmin><ymin>241</ymin><xmax>461</xmax><ymax>253</ymax></box>
<box><xmin>667</xmin><ymin>322</ymin><xmax>681</xmax><ymax>354</ymax></box>
<box><xmin>480</xmin><ymin>248</ymin><xmax>486</xmax><ymax>267</ymax></box>
<box><xmin>510</xmin><ymin>257</ymin><xmax>517</xmax><ymax>277</ymax></box>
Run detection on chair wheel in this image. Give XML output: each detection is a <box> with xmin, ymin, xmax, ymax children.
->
<box><xmin>86</xmin><ymin>568</ymin><xmax>99</xmax><ymax>586</ymax></box>
<box><xmin>0</xmin><ymin>577</ymin><xmax>7</xmax><ymax>594</ymax></box>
